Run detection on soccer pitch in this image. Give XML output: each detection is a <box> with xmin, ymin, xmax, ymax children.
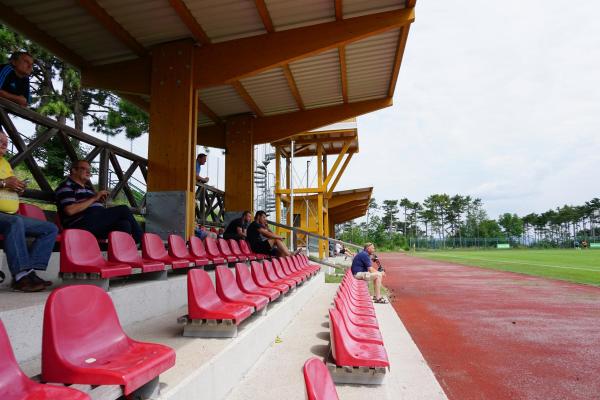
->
<box><xmin>414</xmin><ymin>249</ymin><xmax>600</xmax><ymax>286</ymax></box>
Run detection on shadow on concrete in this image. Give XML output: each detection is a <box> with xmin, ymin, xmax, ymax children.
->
<box><xmin>316</xmin><ymin>331</ymin><xmax>330</xmax><ymax>341</ymax></box>
<box><xmin>310</xmin><ymin>344</ymin><xmax>330</xmax><ymax>357</ymax></box>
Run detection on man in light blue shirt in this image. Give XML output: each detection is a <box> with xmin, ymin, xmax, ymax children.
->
<box><xmin>350</xmin><ymin>243</ymin><xmax>387</xmax><ymax>303</ymax></box>
<box><xmin>195</xmin><ymin>153</ymin><xmax>208</xmax><ymax>184</ymax></box>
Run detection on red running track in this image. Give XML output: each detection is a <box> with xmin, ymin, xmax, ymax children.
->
<box><xmin>381</xmin><ymin>253</ymin><xmax>600</xmax><ymax>400</ymax></box>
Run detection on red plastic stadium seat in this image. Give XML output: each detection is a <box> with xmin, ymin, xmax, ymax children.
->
<box><xmin>239</xmin><ymin>239</ymin><xmax>267</xmax><ymax>260</ymax></box>
<box><xmin>18</xmin><ymin>203</ymin><xmax>62</xmax><ymax>242</ymax></box>
<box><xmin>61</xmin><ymin>229</ymin><xmax>132</xmax><ymax>278</ymax></box>
<box><xmin>303</xmin><ymin>357</ymin><xmax>340</xmax><ymax>400</ymax></box>
<box><xmin>187</xmin><ymin>269</ymin><xmax>253</xmax><ymax>324</ymax></box>
<box><xmin>0</xmin><ymin>320</ymin><xmax>91</xmax><ymax>400</ymax></box>
<box><xmin>273</xmin><ymin>258</ymin><xmax>304</xmax><ymax>284</ymax></box>
<box><xmin>334</xmin><ymin>297</ymin><xmax>379</xmax><ymax>329</ymax></box>
<box><xmin>190</xmin><ymin>236</ymin><xmax>224</xmax><ymax>265</ymax></box>
<box><xmin>228</xmin><ymin>239</ymin><xmax>253</xmax><ymax>261</ymax></box>
<box><xmin>142</xmin><ymin>233</ymin><xmax>190</xmax><ymax>269</ymax></box>
<box><xmin>215</xmin><ymin>265</ymin><xmax>268</xmax><ymax>311</ymax></box>
<box><xmin>217</xmin><ymin>238</ymin><xmax>240</xmax><ymax>262</ymax></box>
<box><xmin>168</xmin><ymin>234</ymin><xmax>209</xmax><ymax>267</ymax></box>
<box><xmin>281</xmin><ymin>257</ymin><xmax>309</xmax><ymax>281</ymax></box>
<box><xmin>335</xmin><ymin>305</ymin><xmax>384</xmax><ymax>345</ymax></box>
<box><xmin>337</xmin><ymin>291</ymin><xmax>375</xmax><ymax>317</ymax></box>
<box><xmin>42</xmin><ymin>286</ymin><xmax>175</xmax><ymax>395</ymax></box>
<box><xmin>329</xmin><ymin>308</ymin><xmax>389</xmax><ymax>368</ymax></box>
<box><xmin>206</xmin><ymin>237</ymin><xmax>237</xmax><ymax>263</ymax></box>
<box><xmin>235</xmin><ymin>263</ymin><xmax>280</xmax><ymax>301</ymax></box>
<box><xmin>263</xmin><ymin>260</ymin><xmax>296</xmax><ymax>289</ymax></box>
<box><xmin>108</xmin><ymin>231</ymin><xmax>165</xmax><ymax>273</ymax></box>
<box><xmin>250</xmin><ymin>261</ymin><xmax>289</xmax><ymax>294</ymax></box>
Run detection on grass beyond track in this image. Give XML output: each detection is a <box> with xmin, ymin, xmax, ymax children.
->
<box><xmin>413</xmin><ymin>249</ymin><xmax>600</xmax><ymax>286</ymax></box>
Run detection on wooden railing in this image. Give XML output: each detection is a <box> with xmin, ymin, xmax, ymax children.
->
<box><xmin>195</xmin><ymin>183</ymin><xmax>225</xmax><ymax>226</ymax></box>
<box><xmin>0</xmin><ymin>97</ymin><xmax>148</xmax><ymax>210</ymax></box>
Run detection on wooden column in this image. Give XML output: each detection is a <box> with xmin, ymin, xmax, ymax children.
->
<box><xmin>225</xmin><ymin>115</ymin><xmax>254</xmax><ymax>212</ymax></box>
<box><xmin>275</xmin><ymin>146</ymin><xmax>281</xmax><ymax>235</ymax></box>
<box><xmin>147</xmin><ymin>40</ymin><xmax>197</xmax><ymax>237</ymax></box>
<box><xmin>317</xmin><ymin>143</ymin><xmax>325</xmax><ymax>258</ymax></box>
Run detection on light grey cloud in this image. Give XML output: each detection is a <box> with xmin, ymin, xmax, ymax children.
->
<box><xmin>335</xmin><ymin>0</ymin><xmax>600</xmax><ymax>219</ymax></box>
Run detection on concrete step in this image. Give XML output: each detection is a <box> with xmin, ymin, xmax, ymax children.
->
<box><xmin>225</xmin><ymin>282</ymin><xmax>448</xmax><ymax>400</ymax></box>
<box><xmin>16</xmin><ymin>270</ymin><xmax>325</xmax><ymax>400</ymax></box>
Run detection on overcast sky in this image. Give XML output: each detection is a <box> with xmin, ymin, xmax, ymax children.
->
<box><xmin>333</xmin><ymin>0</ymin><xmax>600</xmax><ymax>219</ymax></box>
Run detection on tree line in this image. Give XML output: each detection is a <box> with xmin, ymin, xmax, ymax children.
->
<box><xmin>337</xmin><ymin>195</ymin><xmax>600</xmax><ymax>249</ymax></box>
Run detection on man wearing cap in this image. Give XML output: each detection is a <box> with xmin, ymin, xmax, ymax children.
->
<box><xmin>246</xmin><ymin>210</ymin><xmax>295</xmax><ymax>257</ymax></box>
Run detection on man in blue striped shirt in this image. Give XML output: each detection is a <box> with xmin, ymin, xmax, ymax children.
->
<box><xmin>0</xmin><ymin>52</ymin><xmax>33</xmax><ymax>107</ymax></box>
<box><xmin>55</xmin><ymin>160</ymin><xmax>143</xmax><ymax>243</ymax></box>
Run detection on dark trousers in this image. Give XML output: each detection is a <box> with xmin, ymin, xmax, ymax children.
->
<box><xmin>67</xmin><ymin>205</ymin><xmax>143</xmax><ymax>243</ymax></box>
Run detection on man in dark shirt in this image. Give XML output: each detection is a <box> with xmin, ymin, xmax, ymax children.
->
<box><xmin>0</xmin><ymin>52</ymin><xmax>33</xmax><ymax>107</ymax></box>
<box><xmin>223</xmin><ymin>211</ymin><xmax>251</xmax><ymax>240</ymax></box>
<box><xmin>55</xmin><ymin>160</ymin><xmax>143</xmax><ymax>242</ymax></box>
<box><xmin>246</xmin><ymin>210</ymin><xmax>294</xmax><ymax>257</ymax></box>
<box><xmin>350</xmin><ymin>243</ymin><xmax>387</xmax><ymax>303</ymax></box>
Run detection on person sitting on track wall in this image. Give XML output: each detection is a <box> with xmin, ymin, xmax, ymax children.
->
<box><xmin>55</xmin><ymin>160</ymin><xmax>143</xmax><ymax>243</ymax></box>
<box><xmin>0</xmin><ymin>130</ymin><xmax>57</xmax><ymax>292</ymax></box>
<box><xmin>246</xmin><ymin>210</ymin><xmax>295</xmax><ymax>257</ymax></box>
<box><xmin>350</xmin><ymin>242</ymin><xmax>387</xmax><ymax>304</ymax></box>
<box><xmin>223</xmin><ymin>210</ymin><xmax>252</xmax><ymax>241</ymax></box>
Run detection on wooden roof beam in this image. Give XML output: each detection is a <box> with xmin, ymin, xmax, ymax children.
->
<box><xmin>388</xmin><ymin>24</ymin><xmax>411</xmax><ymax>97</ymax></box>
<box><xmin>282</xmin><ymin>64</ymin><xmax>305</xmax><ymax>110</ymax></box>
<box><xmin>76</xmin><ymin>0</ymin><xmax>146</xmax><ymax>57</ymax></box>
<box><xmin>338</xmin><ymin>46</ymin><xmax>348</xmax><ymax>103</ymax></box>
<box><xmin>197</xmin><ymin>98</ymin><xmax>221</xmax><ymax>124</ymax></box>
<box><xmin>197</xmin><ymin>97</ymin><xmax>391</xmax><ymax>145</ymax></box>
<box><xmin>255</xmin><ymin>0</ymin><xmax>275</xmax><ymax>33</ymax></box>
<box><xmin>0</xmin><ymin>3</ymin><xmax>88</xmax><ymax>69</ymax></box>
<box><xmin>335</xmin><ymin>0</ymin><xmax>343</xmax><ymax>21</ymax></box>
<box><xmin>168</xmin><ymin>0</ymin><xmax>211</xmax><ymax>44</ymax></box>
<box><xmin>232</xmin><ymin>81</ymin><xmax>264</xmax><ymax>117</ymax></box>
<box><xmin>81</xmin><ymin>57</ymin><xmax>151</xmax><ymax>94</ymax></box>
<box><xmin>194</xmin><ymin>8</ymin><xmax>415</xmax><ymax>88</ymax></box>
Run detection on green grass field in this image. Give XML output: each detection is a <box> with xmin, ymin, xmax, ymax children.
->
<box><xmin>414</xmin><ymin>249</ymin><xmax>600</xmax><ymax>286</ymax></box>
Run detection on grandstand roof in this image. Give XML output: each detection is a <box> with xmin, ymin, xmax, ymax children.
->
<box><xmin>329</xmin><ymin>187</ymin><xmax>372</xmax><ymax>223</ymax></box>
<box><xmin>271</xmin><ymin>119</ymin><xmax>358</xmax><ymax>157</ymax></box>
<box><xmin>0</xmin><ymin>1</ymin><xmax>415</xmax><ymax>133</ymax></box>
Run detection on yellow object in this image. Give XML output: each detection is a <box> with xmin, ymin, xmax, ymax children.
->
<box><xmin>0</xmin><ymin>157</ymin><xmax>19</xmax><ymax>214</ymax></box>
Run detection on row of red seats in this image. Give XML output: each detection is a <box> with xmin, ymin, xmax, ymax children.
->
<box><xmin>329</xmin><ymin>269</ymin><xmax>389</xmax><ymax>368</ymax></box>
<box><xmin>0</xmin><ymin>285</ymin><xmax>175</xmax><ymax>399</ymax></box>
<box><xmin>60</xmin><ymin>229</ymin><xmax>268</xmax><ymax>279</ymax></box>
<box><xmin>186</xmin><ymin>256</ymin><xmax>319</xmax><ymax>325</ymax></box>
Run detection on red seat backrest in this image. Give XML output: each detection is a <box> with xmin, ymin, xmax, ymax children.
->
<box><xmin>61</xmin><ymin>229</ymin><xmax>105</xmax><ymax>266</ymax></box>
<box><xmin>18</xmin><ymin>203</ymin><xmax>47</xmax><ymax>221</ymax></box>
<box><xmin>142</xmin><ymin>233</ymin><xmax>168</xmax><ymax>260</ymax></box>
<box><xmin>303</xmin><ymin>357</ymin><xmax>340</xmax><ymax>400</ymax></box>
<box><xmin>168</xmin><ymin>234</ymin><xmax>191</xmax><ymax>258</ymax></box>
<box><xmin>228</xmin><ymin>239</ymin><xmax>244</xmax><ymax>256</ymax></box>
<box><xmin>235</xmin><ymin>263</ymin><xmax>259</xmax><ymax>291</ymax></box>
<box><xmin>217</xmin><ymin>238</ymin><xmax>233</xmax><ymax>256</ymax></box>
<box><xmin>187</xmin><ymin>269</ymin><xmax>221</xmax><ymax>316</ymax></box>
<box><xmin>250</xmin><ymin>260</ymin><xmax>270</xmax><ymax>286</ymax></box>
<box><xmin>0</xmin><ymin>319</ymin><xmax>29</xmax><ymax>393</ymax></box>
<box><xmin>215</xmin><ymin>265</ymin><xmax>244</xmax><ymax>299</ymax></box>
<box><xmin>42</xmin><ymin>286</ymin><xmax>131</xmax><ymax>377</ymax></box>
<box><xmin>239</xmin><ymin>240</ymin><xmax>253</xmax><ymax>256</ymax></box>
<box><xmin>204</xmin><ymin>237</ymin><xmax>222</xmax><ymax>257</ymax></box>
<box><xmin>189</xmin><ymin>236</ymin><xmax>208</xmax><ymax>258</ymax></box>
<box><xmin>108</xmin><ymin>231</ymin><xmax>140</xmax><ymax>264</ymax></box>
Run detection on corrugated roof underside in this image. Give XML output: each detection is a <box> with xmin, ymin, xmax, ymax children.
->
<box><xmin>343</xmin><ymin>0</ymin><xmax>406</xmax><ymax>18</ymax></box>
<box><xmin>240</xmin><ymin>68</ymin><xmax>299</xmax><ymax>116</ymax></box>
<box><xmin>184</xmin><ymin>0</ymin><xmax>266</xmax><ymax>43</ymax></box>
<box><xmin>198</xmin><ymin>112</ymin><xmax>215</xmax><ymax>127</ymax></box>
<box><xmin>199</xmin><ymin>85</ymin><xmax>252</xmax><ymax>117</ymax></box>
<box><xmin>290</xmin><ymin>49</ymin><xmax>343</xmax><ymax>110</ymax></box>
<box><xmin>96</xmin><ymin>0</ymin><xmax>189</xmax><ymax>47</ymax></box>
<box><xmin>3</xmin><ymin>0</ymin><xmax>133</xmax><ymax>65</ymax></box>
<box><xmin>346</xmin><ymin>29</ymin><xmax>399</xmax><ymax>102</ymax></box>
<box><xmin>266</xmin><ymin>0</ymin><xmax>335</xmax><ymax>31</ymax></box>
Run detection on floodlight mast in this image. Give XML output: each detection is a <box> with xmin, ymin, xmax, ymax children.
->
<box><xmin>289</xmin><ymin>140</ymin><xmax>295</xmax><ymax>252</ymax></box>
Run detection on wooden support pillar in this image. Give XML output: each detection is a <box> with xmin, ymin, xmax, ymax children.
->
<box><xmin>275</xmin><ymin>147</ymin><xmax>281</xmax><ymax>235</ymax></box>
<box><xmin>147</xmin><ymin>40</ymin><xmax>197</xmax><ymax>238</ymax></box>
<box><xmin>317</xmin><ymin>143</ymin><xmax>325</xmax><ymax>258</ymax></box>
<box><xmin>225</xmin><ymin>115</ymin><xmax>254</xmax><ymax>212</ymax></box>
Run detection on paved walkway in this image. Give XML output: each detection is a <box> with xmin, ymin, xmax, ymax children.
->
<box><xmin>382</xmin><ymin>253</ymin><xmax>600</xmax><ymax>400</ymax></box>
<box><xmin>226</xmin><ymin>282</ymin><xmax>446</xmax><ymax>400</ymax></box>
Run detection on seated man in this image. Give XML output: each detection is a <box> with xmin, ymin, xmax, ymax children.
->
<box><xmin>0</xmin><ymin>130</ymin><xmax>57</xmax><ymax>292</ymax></box>
<box><xmin>223</xmin><ymin>211</ymin><xmax>251</xmax><ymax>240</ymax></box>
<box><xmin>246</xmin><ymin>210</ymin><xmax>294</xmax><ymax>257</ymax></box>
<box><xmin>350</xmin><ymin>243</ymin><xmax>387</xmax><ymax>304</ymax></box>
<box><xmin>0</xmin><ymin>51</ymin><xmax>33</xmax><ymax>107</ymax></box>
<box><xmin>55</xmin><ymin>160</ymin><xmax>143</xmax><ymax>243</ymax></box>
